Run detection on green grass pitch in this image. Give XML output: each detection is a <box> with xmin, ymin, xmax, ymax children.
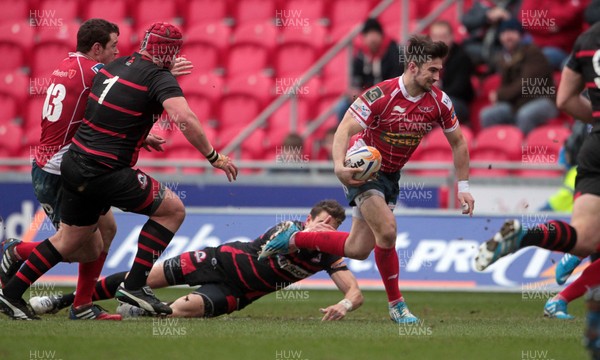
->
<box><xmin>0</xmin><ymin>288</ymin><xmax>587</xmax><ymax>360</ymax></box>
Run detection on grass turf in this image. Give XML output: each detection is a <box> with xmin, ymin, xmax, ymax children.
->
<box><xmin>0</xmin><ymin>288</ymin><xmax>588</xmax><ymax>360</ymax></box>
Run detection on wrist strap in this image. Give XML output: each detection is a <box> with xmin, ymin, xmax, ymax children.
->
<box><xmin>458</xmin><ymin>180</ymin><xmax>470</xmax><ymax>193</ymax></box>
<box><xmin>206</xmin><ymin>149</ymin><xmax>219</xmax><ymax>164</ymax></box>
<box><xmin>338</xmin><ymin>299</ymin><xmax>353</xmax><ymax>311</ymax></box>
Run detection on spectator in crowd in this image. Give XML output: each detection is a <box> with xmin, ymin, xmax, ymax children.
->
<box><xmin>272</xmin><ymin>133</ymin><xmax>309</xmax><ymax>173</ymax></box>
<box><xmin>317</xmin><ymin>127</ymin><xmax>336</xmax><ymax>161</ymax></box>
<box><xmin>462</xmin><ymin>0</ymin><xmax>521</xmax><ymax>69</ymax></box>
<box><xmin>429</xmin><ymin>20</ymin><xmax>475</xmax><ymax>125</ymax></box>
<box><xmin>479</xmin><ymin>18</ymin><xmax>558</xmax><ymax>134</ymax></box>
<box><xmin>520</xmin><ymin>0</ymin><xmax>590</xmax><ymax>70</ymax></box>
<box><xmin>337</xmin><ymin>18</ymin><xmax>402</xmax><ymax>121</ymax></box>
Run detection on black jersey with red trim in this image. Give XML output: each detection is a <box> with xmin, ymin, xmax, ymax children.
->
<box><xmin>212</xmin><ymin>221</ymin><xmax>347</xmax><ymax>296</ymax></box>
<box><xmin>70</xmin><ymin>53</ymin><xmax>183</xmax><ymax>171</ymax></box>
<box><xmin>566</xmin><ymin>22</ymin><xmax>600</xmax><ymax>122</ymax></box>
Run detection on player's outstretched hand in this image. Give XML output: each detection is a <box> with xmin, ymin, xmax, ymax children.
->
<box><xmin>320</xmin><ymin>303</ymin><xmax>347</xmax><ymax>321</ymax></box>
<box><xmin>458</xmin><ymin>191</ymin><xmax>475</xmax><ymax>217</ymax></box>
<box><xmin>304</xmin><ymin>217</ymin><xmax>336</xmax><ymax>232</ymax></box>
<box><xmin>212</xmin><ymin>154</ymin><xmax>238</xmax><ymax>182</ymax></box>
<box><xmin>142</xmin><ymin>133</ymin><xmax>166</xmax><ymax>152</ymax></box>
<box><xmin>171</xmin><ymin>57</ymin><xmax>193</xmax><ymax>77</ymax></box>
<box><xmin>334</xmin><ymin>165</ymin><xmax>367</xmax><ymax>188</ymax></box>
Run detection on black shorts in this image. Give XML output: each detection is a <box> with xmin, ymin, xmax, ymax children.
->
<box><xmin>575</xmin><ymin>131</ymin><xmax>600</xmax><ymax>197</ymax></box>
<box><xmin>59</xmin><ymin>151</ymin><xmax>165</xmax><ymax>226</ymax></box>
<box><xmin>162</xmin><ymin>249</ymin><xmax>252</xmax><ymax>317</ymax></box>
<box><xmin>343</xmin><ymin>170</ymin><xmax>401</xmax><ymax>207</ymax></box>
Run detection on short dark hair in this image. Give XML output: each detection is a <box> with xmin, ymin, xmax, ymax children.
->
<box><xmin>310</xmin><ymin>200</ymin><xmax>346</xmax><ymax>227</ymax></box>
<box><xmin>283</xmin><ymin>133</ymin><xmax>303</xmax><ymax>148</ymax></box>
<box><xmin>77</xmin><ymin>18</ymin><xmax>120</xmax><ymax>53</ymax></box>
<box><xmin>405</xmin><ymin>35</ymin><xmax>449</xmax><ymax>67</ymax></box>
<box><xmin>362</xmin><ymin>18</ymin><xmax>383</xmax><ymax>35</ymax></box>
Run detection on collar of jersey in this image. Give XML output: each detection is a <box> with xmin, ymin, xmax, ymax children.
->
<box><xmin>398</xmin><ymin>75</ymin><xmax>426</xmax><ymax>103</ymax></box>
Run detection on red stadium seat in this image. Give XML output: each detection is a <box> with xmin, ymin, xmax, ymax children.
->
<box><xmin>226</xmin><ymin>74</ymin><xmax>273</xmax><ymax>105</ymax></box>
<box><xmin>267</xmin><ymin>98</ymin><xmax>311</xmax><ymax>138</ymax></box>
<box><xmin>280</xmin><ymin>0</ymin><xmax>326</xmax><ymax>23</ymax></box>
<box><xmin>217</xmin><ymin>94</ymin><xmax>262</xmax><ymax>131</ymax></box>
<box><xmin>516</xmin><ymin>125</ymin><xmax>572</xmax><ymax>177</ymax></box>
<box><xmin>279</xmin><ymin>23</ymin><xmax>327</xmax><ymax>54</ymax></box>
<box><xmin>26</xmin><ymin>97</ymin><xmax>46</xmax><ymax>129</ymax></box>
<box><xmin>322</xmin><ymin>50</ymin><xmax>350</xmax><ymax>81</ymax></box>
<box><xmin>178</xmin><ymin>73</ymin><xmax>225</xmax><ymax>102</ymax></box>
<box><xmin>186</xmin><ymin>94</ymin><xmax>213</xmax><ymax>124</ymax></box>
<box><xmin>471</xmin><ymin>125</ymin><xmax>523</xmax><ymax>176</ymax></box>
<box><xmin>0</xmin><ymin>71</ymin><xmax>29</xmax><ymax>106</ymax></box>
<box><xmin>219</xmin><ymin>127</ymin><xmax>266</xmax><ymax>159</ymax></box>
<box><xmin>132</xmin><ymin>0</ymin><xmax>178</xmax><ymax>30</ymax></box>
<box><xmin>83</xmin><ymin>0</ymin><xmax>128</xmax><ymax>24</ymax></box>
<box><xmin>328</xmin><ymin>0</ymin><xmax>373</xmax><ymax>41</ymax></box>
<box><xmin>226</xmin><ymin>43</ymin><xmax>271</xmax><ymax>77</ymax></box>
<box><xmin>0</xmin><ymin>0</ymin><xmax>29</xmax><ymax>23</ymax></box>
<box><xmin>0</xmin><ymin>21</ymin><xmax>34</xmax><ymax>72</ymax></box>
<box><xmin>275</xmin><ymin>42</ymin><xmax>318</xmax><ymax>77</ymax></box>
<box><xmin>0</xmin><ymin>94</ymin><xmax>18</xmax><ymax>124</ymax></box>
<box><xmin>233</xmin><ymin>0</ymin><xmax>276</xmax><ymax>25</ymax></box>
<box><xmin>35</xmin><ymin>0</ymin><xmax>80</xmax><ymax>24</ymax></box>
<box><xmin>181</xmin><ymin>22</ymin><xmax>231</xmax><ymax>74</ymax></box>
<box><xmin>0</xmin><ymin>122</ymin><xmax>24</xmax><ymax>155</ymax></box>
<box><xmin>184</xmin><ymin>0</ymin><xmax>230</xmax><ymax>27</ymax></box>
<box><xmin>231</xmin><ymin>21</ymin><xmax>277</xmax><ymax>51</ymax></box>
<box><xmin>33</xmin><ymin>21</ymin><xmax>79</xmax><ymax>76</ymax></box>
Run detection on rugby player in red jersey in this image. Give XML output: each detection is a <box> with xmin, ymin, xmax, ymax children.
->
<box><xmin>260</xmin><ymin>35</ymin><xmax>475</xmax><ymax>324</ymax></box>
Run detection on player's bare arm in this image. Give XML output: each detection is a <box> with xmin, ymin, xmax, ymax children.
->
<box><xmin>333</xmin><ymin>112</ymin><xmax>368</xmax><ymax>187</ymax></box>
<box><xmin>444</xmin><ymin>126</ymin><xmax>475</xmax><ymax>216</ymax></box>
<box><xmin>142</xmin><ymin>133</ymin><xmax>166</xmax><ymax>152</ymax></box>
<box><xmin>163</xmin><ymin>96</ymin><xmax>238</xmax><ymax>181</ymax></box>
<box><xmin>556</xmin><ymin>66</ymin><xmax>593</xmax><ymax>123</ymax></box>
<box><xmin>320</xmin><ymin>268</ymin><xmax>363</xmax><ymax>321</ymax></box>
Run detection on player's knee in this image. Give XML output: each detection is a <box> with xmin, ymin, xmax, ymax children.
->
<box><xmin>376</xmin><ymin>227</ymin><xmax>397</xmax><ymax>248</ymax></box>
<box><xmin>100</xmin><ymin>221</ymin><xmax>117</xmax><ymax>244</ymax></box>
<box><xmin>345</xmin><ymin>248</ymin><xmax>371</xmax><ymax>260</ymax></box>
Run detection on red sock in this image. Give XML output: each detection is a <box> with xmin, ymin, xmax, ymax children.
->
<box><xmin>73</xmin><ymin>252</ymin><xmax>108</xmax><ymax>308</ymax></box>
<box><xmin>15</xmin><ymin>242</ymin><xmax>39</xmax><ymax>260</ymax></box>
<box><xmin>374</xmin><ymin>245</ymin><xmax>402</xmax><ymax>302</ymax></box>
<box><xmin>560</xmin><ymin>258</ymin><xmax>600</xmax><ymax>303</ymax></box>
<box><xmin>294</xmin><ymin>232</ymin><xmax>349</xmax><ymax>257</ymax></box>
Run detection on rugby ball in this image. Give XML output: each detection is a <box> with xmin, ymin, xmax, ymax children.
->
<box><xmin>344</xmin><ymin>146</ymin><xmax>382</xmax><ymax>181</ymax></box>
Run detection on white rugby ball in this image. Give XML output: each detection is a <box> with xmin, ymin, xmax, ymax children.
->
<box><xmin>344</xmin><ymin>146</ymin><xmax>382</xmax><ymax>181</ymax></box>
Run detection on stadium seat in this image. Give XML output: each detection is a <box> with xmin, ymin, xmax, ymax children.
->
<box><xmin>25</xmin><ymin>97</ymin><xmax>45</xmax><ymax>130</ymax></box>
<box><xmin>32</xmin><ymin>21</ymin><xmax>79</xmax><ymax>76</ymax></box>
<box><xmin>186</xmin><ymin>94</ymin><xmax>213</xmax><ymax>124</ymax></box>
<box><xmin>322</xmin><ymin>50</ymin><xmax>350</xmax><ymax>81</ymax></box>
<box><xmin>275</xmin><ymin>42</ymin><xmax>319</xmax><ymax>77</ymax></box>
<box><xmin>226</xmin><ymin>43</ymin><xmax>272</xmax><ymax>77</ymax></box>
<box><xmin>226</xmin><ymin>74</ymin><xmax>273</xmax><ymax>105</ymax></box>
<box><xmin>36</xmin><ymin>0</ymin><xmax>80</xmax><ymax>24</ymax></box>
<box><xmin>0</xmin><ymin>122</ymin><xmax>24</xmax><ymax>155</ymax></box>
<box><xmin>0</xmin><ymin>21</ymin><xmax>34</xmax><ymax>72</ymax></box>
<box><xmin>268</xmin><ymin>98</ymin><xmax>311</xmax><ymax>138</ymax></box>
<box><xmin>279</xmin><ymin>0</ymin><xmax>326</xmax><ymax>24</ymax></box>
<box><xmin>178</xmin><ymin>73</ymin><xmax>225</xmax><ymax>102</ymax></box>
<box><xmin>0</xmin><ymin>0</ymin><xmax>29</xmax><ymax>23</ymax></box>
<box><xmin>231</xmin><ymin>21</ymin><xmax>277</xmax><ymax>51</ymax></box>
<box><xmin>0</xmin><ymin>93</ymin><xmax>18</xmax><ymax>125</ymax></box>
<box><xmin>181</xmin><ymin>22</ymin><xmax>231</xmax><ymax>74</ymax></box>
<box><xmin>516</xmin><ymin>125</ymin><xmax>572</xmax><ymax>177</ymax></box>
<box><xmin>83</xmin><ymin>0</ymin><xmax>128</xmax><ymax>24</ymax></box>
<box><xmin>217</xmin><ymin>94</ymin><xmax>262</xmax><ymax>132</ymax></box>
<box><xmin>219</xmin><ymin>126</ymin><xmax>266</xmax><ymax>160</ymax></box>
<box><xmin>0</xmin><ymin>71</ymin><xmax>29</xmax><ymax>107</ymax></box>
<box><xmin>232</xmin><ymin>0</ymin><xmax>276</xmax><ymax>25</ymax></box>
<box><xmin>132</xmin><ymin>0</ymin><xmax>178</xmax><ymax>30</ymax></box>
<box><xmin>184</xmin><ymin>0</ymin><xmax>230</xmax><ymax>27</ymax></box>
<box><xmin>470</xmin><ymin>125</ymin><xmax>523</xmax><ymax>176</ymax></box>
<box><xmin>279</xmin><ymin>23</ymin><xmax>327</xmax><ymax>54</ymax></box>
<box><xmin>328</xmin><ymin>0</ymin><xmax>373</xmax><ymax>41</ymax></box>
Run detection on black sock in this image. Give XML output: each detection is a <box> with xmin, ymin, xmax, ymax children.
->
<box><xmin>125</xmin><ymin>220</ymin><xmax>173</xmax><ymax>289</ymax></box>
<box><xmin>92</xmin><ymin>272</ymin><xmax>127</xmax><ymax>300</ymax></box>
<box><xmin>3</xmin><ymin>240</ymin><xmax>63</xmax><ymax>299</ymax></box>
<box><xmin>521</xmin><ymin>220</ymin><xmax>577</xmax><ymax>252</ymax></box>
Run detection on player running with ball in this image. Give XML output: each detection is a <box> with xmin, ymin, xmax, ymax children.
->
<box><xmin>260</xmin><ymin>35</ymin><xmax>475</xmax><ymax>323</ymax></box>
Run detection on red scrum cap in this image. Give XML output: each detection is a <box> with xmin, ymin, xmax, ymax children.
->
<box><xmin>140</xmin><ymin>22</ymin><xmax>183</xmax><ymax>69</ymax></box>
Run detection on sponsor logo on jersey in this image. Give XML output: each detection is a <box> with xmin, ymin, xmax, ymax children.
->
<box><xmin>277</xmin><ymin>256</ymin><xmax>312</xmax><ymax>278</ymax></box>
<box><xmin>441</xmin><ymin>92</ymin><xmax>452</xmax><ymax>110</ymax></box>
<box><xmin>418</xmin><ymin>105</ymin><xmax>434</xmax><ymax>113</ymax></box>
<box><xmin>380</xmin><ymin>132</ymin><xmax>422</xmax><ymax>147</ymax></box>
<box><xmin>91</xmin><ymin>63</ymin><xmax>104</xmax><ymax>74</ymax></box>
<box><xmin>364</xmin><ymin>86</ymin><xmax>384</xmax><ymax>105</ymax></box>
<box><xmin>137</xmin><ymin>173</ymin><xmax>148</xmax><ymax>190</ymax></box>
<box><xmin>52</xmin><ymin>69</ymin><xmax>75</xmax><ymax>78</ymax></box>
<box><xmin>350</xmin><ymin>98</ymin><xmax>371</xmax><ymax>120</ymax></box>
<box><xmin>393</xmin><ymin>105</ymin><xmax>406</xmax><ymax>114</ymax></box>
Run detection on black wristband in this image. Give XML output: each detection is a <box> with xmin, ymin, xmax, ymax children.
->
<box><xmin>206</xmin><ymin>149</ymin><xmax>219</xmax><ymax>164</ymax></box>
